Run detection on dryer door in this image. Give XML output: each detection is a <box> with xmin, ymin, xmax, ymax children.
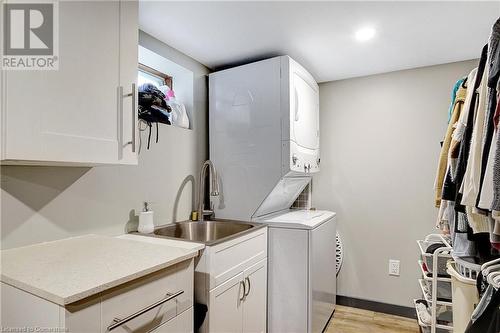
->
<box><xmin>290</xmin><ymin>69</ymin><xmax>319</xmax><ymax>151</ymax></box>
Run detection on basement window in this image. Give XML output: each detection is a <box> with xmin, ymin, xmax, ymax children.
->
<box><xmin>138</xmin><ymin>45</ymin><xmax>194</xmax><ymax>132</ymax></box>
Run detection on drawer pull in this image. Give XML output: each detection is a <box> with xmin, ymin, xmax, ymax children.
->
<box><xmin>107</xmin><ymin>290</ymin><xmax>184</xmax><ymax>331</ymax></box>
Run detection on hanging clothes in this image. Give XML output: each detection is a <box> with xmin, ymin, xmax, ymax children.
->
<box><xmin>435</xmin><ymin>83</ymin><xmax>468</xmax><ymax>208</ymax></box>
<box><xmin>476</xmin><ymin>21</ymin><xmax>500</xmax><ymax>213</ymax></box>
<box><xmin>454</xmin><ymin>45</ymin><xmax>488</xmax><ymax>215</ymax></box>
<box><xmin>441</xmin><ymin>69</ymin><xmax>478</xmax><ymax>203</ymax></box>
<box><xmin>461</xmin><ymin>60</ymin><xmax>490</xmax><ymax>234</ymax></box>
<box><xmin>448</xmin><ymin>78</ymin><xmax>466</xmax><ymax>123</ymax></box>
<box><xmin>488</xmin><ymin>17</ymin><xmax>500</xmax><ymax>220</ymax></box>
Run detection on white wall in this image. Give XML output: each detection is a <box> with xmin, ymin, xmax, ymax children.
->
<box><xmin>0</xmin><ymin>31</ymin><xmax>209</xmax><ymax>250</ymax></box>
<box><xmin>313</xmin><ymin>60</ymin><xmax>478</xmax><ymax>307</ymax></box>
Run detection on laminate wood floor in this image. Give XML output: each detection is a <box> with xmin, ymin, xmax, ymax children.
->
<box><xmin>325</xmin><ymin>305</ymin><xmax>420</xmax><ymax>333</ymax></box>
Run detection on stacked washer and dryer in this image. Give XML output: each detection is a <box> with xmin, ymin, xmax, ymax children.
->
<box><xmin>209</xmin><ymin>56</ymin><xmax>336</xmax><ymax>333</ymax></box>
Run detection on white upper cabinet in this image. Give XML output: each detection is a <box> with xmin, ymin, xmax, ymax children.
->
<box><xmin>1</xmin><ymin>0</ymin><xmax>138</xmax><ymax>166</ymax></box>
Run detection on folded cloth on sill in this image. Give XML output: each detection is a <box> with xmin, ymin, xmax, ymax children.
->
<box><xmin>138</xmin><ymin>83</ymin><xmax>172</xmax><ymax>125</ymax></box>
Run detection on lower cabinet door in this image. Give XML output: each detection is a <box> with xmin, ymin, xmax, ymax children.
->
<box><xmin>242</xmin><ymin>259</ymin><xmax>267</xmax><ymax>333</ymax></box>
<box><xmin>152</xmin><ymin>307</ymin><xmax>193</xmax><ymax>333</ymax></box>
<box><xmin>209</xmin><ymin>273</ymin><xmax>244</xmax><ymax>333</ymax></box>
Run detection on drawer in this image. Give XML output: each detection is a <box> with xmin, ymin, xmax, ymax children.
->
<box><xmin>101</xmin><ymin>259</ymin><xmax>193</xmax><ymax>332</ymax></box>
<box><xmin>151</xmin><ymin>307</ymin><xmax>193</xmax><ymax>333</ymax></box>
<box><xmin>210</xmin><ymin>228</ymin><xmax>267</xmax><ymax>288</ymax></box>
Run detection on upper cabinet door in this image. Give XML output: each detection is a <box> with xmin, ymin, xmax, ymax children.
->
<box><xmin>1</xmin><ymin>1</ymin><xmax>138</xmax><ymax>165</ymax></box>
<box><xmin>118</xmin><ymin>0</ymin><xmax>138</xmax><ymax>165</ymax></box>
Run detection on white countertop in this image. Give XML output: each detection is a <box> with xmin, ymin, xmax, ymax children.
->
<box><xmin>116</xmin><ymin>233</ymin><xmax>204</xmax><ymax>251</ymax></box>
<box><xmin>0</xmin><ymin>234</ymin><xmax>204</xmax><ymax>306</ymax></box>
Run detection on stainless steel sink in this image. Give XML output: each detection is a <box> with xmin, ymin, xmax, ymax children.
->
<box><xmin>139</xmin><ymin>220</ymin><xmax>264</xmax><ymax>246</ymax></box>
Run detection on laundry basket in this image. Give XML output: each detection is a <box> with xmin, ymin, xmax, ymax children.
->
<box><xmin>446</xmin><ymin>261</ymin><xmax>479</xmax><ymax>333</ymax></box>
<box><xmin>418</xmin><ymin>235</ymin><xmax>452</xmax><ymax>276</ymax></box>
<box><xmin>454</xmin><ymin>256</ymin><xmax>482</xmax><ymax>280</ymax></box>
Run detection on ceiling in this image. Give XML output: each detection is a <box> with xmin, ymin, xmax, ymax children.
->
<box><xmin>139</xmin><ymin>1</ymin><xmax>500</xmax><ymax>82</ymax></box>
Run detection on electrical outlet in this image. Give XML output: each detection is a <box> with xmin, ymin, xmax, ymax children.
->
<box><xmin>389</xmin><ymin>260</ymin><xmax>400</xmax><ymax>276</ymax></box>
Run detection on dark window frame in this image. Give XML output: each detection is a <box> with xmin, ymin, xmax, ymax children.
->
<box><xmin>138</xmin><ymin>63</ymin><xmax>173</xmax><ymax>89</ymax></box>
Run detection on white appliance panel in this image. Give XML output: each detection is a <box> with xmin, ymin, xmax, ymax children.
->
<box><xmin>268</xmin><ymin>227</ymin><xmax>309</xmax><ymax>333</ymax></box>
<box><xmin>266</xmin><ymin>213</ymin><xmax>337</xmax><ymax>333</ymax></box>
<box><xmin>260</xmin><ymin>210</ymin><xmax>335</xmax><ymax>229</ymax></box>
<box><xmin>291</xmin><ymin>72</ymin><xmax>320</xmax><ymax>150</ymax></box>
<box><xmin>311</xmin><ymin>217</ymin><xmax>337</xmax><ymax>333</ymax></box>
<box><xmin>210</xmin><ymin>55</ymin><xmax>320</xmax><ymax>220</ymax></box>
<box><xmin>253</xmin><ymin>177</ymin><xmax>310</xmax><ymax>218</ymax></box>
<box><xmin>209</xmin><ymin>58</ymin><xmax>283</xmax><ymax>220</ymax></box>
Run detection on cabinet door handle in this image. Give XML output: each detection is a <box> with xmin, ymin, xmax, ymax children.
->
<box><xmin>130</xmin><ymin>83</ymin><xmax>136</xmax><ymax>153</ymax></box>
<box><xmin>107</xmin><ymin>290</ymin><xmax>183</xmax><ymax>331</ymax></box>
<box><xmin>118</xmin><ymin>86</ymin><xmax>124</xmax><ymax>159</ymax></box>
<box><xmin>239</xmin><ymin>280</ymin><xmax>246</xmax><ymax>301</ymax></box>
<box><xmin>244</xmin><ymin>277</ymin><xmax>251</xmax><ymax>297</ymax></box>
<box><xmin>120</xmin><ymin>83</ymin><xmax>136</xmax><ymax>153</ymax></box>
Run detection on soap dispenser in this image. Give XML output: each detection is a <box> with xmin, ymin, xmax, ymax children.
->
<box><xmin>138</xmin><ymin>202</ymin><xmax>155</xmax><ymax>234</ymax></box>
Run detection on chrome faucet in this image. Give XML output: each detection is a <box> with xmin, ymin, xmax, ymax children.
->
<box><xmin>197</xmin><ymin>160</ymin><xmax>219</xmax><ymax>221</ymax></box>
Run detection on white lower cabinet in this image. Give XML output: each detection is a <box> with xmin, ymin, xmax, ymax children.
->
<box><xmin>209</xmin><ymin>273</ymin><xmax>245</xmax><ymax>333</ymax></box>
<box><xmin>196</xmin><ymin>227</ymin><xmax>268</xmax><ymax>333</ymax></box>
<box><xmin>242</xmin><ymin>260</ymin><xmax>267</xmax><ymax>333</ymax></box>
<box><xmin>1</xmin><ymin>259</ymin><xmax>194</xmax><ymax>333</ymax></box>
<box><xmin>208</xmin><ymin>259</ymin><xmax>267</xmax><ymax>333</ymax></box>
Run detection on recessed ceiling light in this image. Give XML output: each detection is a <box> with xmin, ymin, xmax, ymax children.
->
<box><xmin>355</xmin><ymin>27</ymin><xmax>376</xmax><ymax>42</ymax></box>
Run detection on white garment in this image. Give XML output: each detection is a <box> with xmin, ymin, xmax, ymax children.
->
<box><xmin>452</xmin><ymin>68</ymin><xmax>479</xmax><ymax>144</ymax></box>
<box><xmin>436</xmin><ymin>199</ymin><xmax>448</xmax><ymax>229</ymax></box>
<box><xmin>415</xmin><ymin>302</ymin><xmax>432</xmax><ymax>326</ymax></box>
<box><xmin>461</xmin><ymin>68</ymin><xmax>489</xmax><ymax>206</ymax></box>
<box><xmin>461</xmin><ymin>67</ymin><xmax>490</xmax><ymax>233</ymax></box>
<box><xmin>478</xmin><ymin>130</ymin><xmax>498</xmax><ymax>209</ymax></box>
<box><xmin>167</xmin><ymin>98</ymin><xmax>190</xmax><ymax>129</ymax></box>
